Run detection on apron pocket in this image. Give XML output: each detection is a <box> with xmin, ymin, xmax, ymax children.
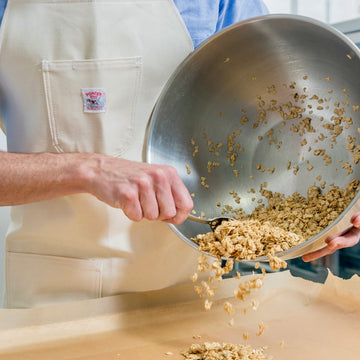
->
<box><xmin>42</xmin><ymin>57</ymin><xmax>142</xmax><ymax>156</ymax></box>
<box><xmin>5</xmin><ymin>252</ymin><xmax>103</xmax><ymax>308</ymax></box>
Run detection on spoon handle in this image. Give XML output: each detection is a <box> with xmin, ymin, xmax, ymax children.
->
<box><xmin>187</xmin><ymin>214</ymin><xmax>209</xmax><ymax>225</ymax></box>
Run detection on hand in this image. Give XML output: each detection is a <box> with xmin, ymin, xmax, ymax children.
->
<box><xmin>0</xmin><ymin>151</ymin><xmax>193</xmax><ymax>224</ymax></box>
<box><xmin>86</xmin><ymin>155</ymin><xmax>193</xmax><ymax>224</ymax></box>
<box><xmin>302</xmin><ymin>213</ymin><xmax>360</xmax><ymax>262</ymax></box>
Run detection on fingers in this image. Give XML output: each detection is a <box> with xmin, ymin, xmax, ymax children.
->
<box><xmin>302</xmin><ymin>226</ymin><xmax>360</xmax><ymax>262</ymax></box>
<box><xmin>151</xmin><ymin>168</ymin><xmax>178</xmax><ymax>221</ymax></box>
<box><xmin>326</xmin><ymin>227</ymin><xmax>360</xmax><ymax>250</ymax></box>
<box><xmin>302</xmin><ymin>246</ymin><xmax>336</xmax><ymax>262</ymax></box>
<box><xmin>164</xmin><ymin>167</ymin><xmax>193</xmax><ymax>225</ymax></box>
<box><xmin>119</xmin><ymin>188</ymin><xmax>143</xmax><ymax>222</ymax></box>
<box><xmin>351</xmin><ymin>212</ymin><xmax>360</xmax><ymax>228</ymax></box>
<box><xmin>117</xmin><ymin>163</ymin><xmax>192</xmax><ymax>223</ymax></box>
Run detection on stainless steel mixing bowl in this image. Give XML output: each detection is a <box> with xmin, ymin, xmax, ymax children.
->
<box><xmin>146</xmin><ymin>14</ymin><xmax>360</xmax><ymax>261</ymax></box>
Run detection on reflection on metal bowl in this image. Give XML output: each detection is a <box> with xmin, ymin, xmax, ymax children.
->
<box><xmin>146</xmin><ymin>15</ymin><xmax>360</xmax><ymax>261</ymax></box>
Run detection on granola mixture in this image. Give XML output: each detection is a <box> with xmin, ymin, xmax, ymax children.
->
<box><xmin>193</xmin><ymin>256</ymin><xmax>267</xmax><ymax>315</ymax></box>
<box><xmin>193</xmin><ymin>219</ymin><xmax>301</xmax><ymax>264</ymax></box>
<box><xmin>240</xmin><ymin>179</ymin><xmax>359</xmax><ymax>241</ymax></box>
<box><xmin>182</xmin><ymin>342</ymin><xmax>270</xmax><ymax>360</ymax></box>
<box><xmin>192</xmin><ymin>180</ymin><xmax>359</xmax><ymax>268</ymax></box>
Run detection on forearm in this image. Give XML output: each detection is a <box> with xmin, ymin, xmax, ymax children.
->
<box><xmin>0</xmin><ymin>150</ymin><xmax>193</xmax><ymax>224</ymax></box>
<box><xmin>0</xmin><ymin>151</ymin><xmax>93</xmax><ymax>205</ymax></box>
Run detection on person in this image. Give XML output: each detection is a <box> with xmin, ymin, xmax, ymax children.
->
<box><xmin>0</xmin><ymin>0</ymin><xmax>270</xmax><ymax>308</ymax></box>
<box><xmin>0</xmin><ymin>0</ymin><xmax>358</xmax><ymax>309</ymax></box>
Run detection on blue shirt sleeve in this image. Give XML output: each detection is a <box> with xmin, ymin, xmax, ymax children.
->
<box><xmin>0</xmin><ymin>0</ymin><xmax>7</xmax><ymax>27</ymax></box>
<box><xmin>173</xmin><ymin>0</ymin><xmax>268</xmax><ymax>48</ymax></box>
<box><xmin>217</xmin><ymin>0</ymin><xmax>269</xmax><ymax>33</ymax></box>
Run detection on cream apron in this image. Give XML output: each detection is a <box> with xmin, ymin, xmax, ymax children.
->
<box><xmin>0</xmin><ymin>0</ymin><xmax>201</xmax><ymax>308</ymax></box>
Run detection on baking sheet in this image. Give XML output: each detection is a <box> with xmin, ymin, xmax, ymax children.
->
<box><xmin>0</xmin><ymin>270</ymin><xmax>359</xmax><ymax>359</ymax></box>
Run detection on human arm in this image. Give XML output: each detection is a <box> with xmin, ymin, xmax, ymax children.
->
<box><xmin>0</xmin><ymin>151</ymin><xmax>193</xmax><ymax>224</ymax></box>
<box><xmin>302</xmin><ymin>213</ymin><xmax>360</xmax><ymax>262</ymax></box>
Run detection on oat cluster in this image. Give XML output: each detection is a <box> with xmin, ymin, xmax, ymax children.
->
<box><xmin>240</xmin><ymin>179</ymin><xmax>359</xmax><ymax>241</ymax></box>
<box><xmin>182</xmin><ymin>342</ymin><xmax>269</xmax><ymax>360</ymax></box>
<box><xmin>193</xmin><ymin>220</ymin><xmax>300</xmax><ymax>267</ymax></box>
<box><xmin>192</xmin><ymin>256</ymin><xmax>267</xmax><ymax>323</ymax></box>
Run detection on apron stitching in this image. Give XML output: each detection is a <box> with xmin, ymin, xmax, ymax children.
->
<box><xmin>5</xmin><ymin>251</ymin><xmax>11</xmax><ymax>307</ymax></box>
<box><xmin>167</xmin><ymin>0</ymin><xmax>194</xmax><ymax>50</ymax></box>
<box><xmin>6</xmin><ymin>252</ymin><xmax>104</xmax><ymax>304</ymax></box>
<box><xmin>42</xmin><ymin>61</ymin><xmax>64</xmax><ymax>153</ymax></box>
<box><xmin>43</xmin><ymin>57</ymin><xmax>143</xmax><ymax>67</ymax></box>
<box><xmin>112</xmin><ymin>62</ymin><xmax>142</xmax><ymax>158</ymax></box>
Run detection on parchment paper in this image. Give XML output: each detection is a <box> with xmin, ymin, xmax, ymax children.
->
<box><xmin>0</xmin><ymin>270</ymin><xmax>359</xmax><ymax>359</ymax></box>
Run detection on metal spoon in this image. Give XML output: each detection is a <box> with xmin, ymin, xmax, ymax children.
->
<box><xmin>187</xmin><ymin>214</ymin><xmax>234</xmax><ymax>232</ymax></box>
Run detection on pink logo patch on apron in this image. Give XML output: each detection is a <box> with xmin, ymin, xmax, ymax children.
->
<box><xmin>82</xmin><ymin>88</ymin><xmax>106</xmax><ymax>113</ymax></box>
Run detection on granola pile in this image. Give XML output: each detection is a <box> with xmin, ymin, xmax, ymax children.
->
<box><xmin>182</xmin><ymin>342</ymin><xmax>269</xmax><ymax>360</ymax></box>
<box><xmin>242</xmin><ymin>179</ymin><xmax>359</xmax><ymax>241</ymax></box>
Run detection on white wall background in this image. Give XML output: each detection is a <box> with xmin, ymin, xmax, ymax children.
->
<box><xmin>263</xmin><ymin>0</ymin><xmax>360</xmax><ymax>24</ymax></box>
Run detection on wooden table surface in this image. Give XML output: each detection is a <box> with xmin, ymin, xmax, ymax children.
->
<box><xmin>0</xmin><ymin>271</ymin><xmax>359</xmax><ymax>360</ymax></box>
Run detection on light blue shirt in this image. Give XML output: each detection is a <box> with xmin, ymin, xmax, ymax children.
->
<box><xmin>0</xmin><ymin>0</ymin><xmax>6</xmax><ymax>26</ymax></box>
<box><xmin>173</xmin><ymin>0</ymin><xmax>269</xmax><ymax>47</ymax></box>
<box><xmin>0</xmin><ymin>0</ymin><xmax>268</xmax><ymax>48</ymax></box>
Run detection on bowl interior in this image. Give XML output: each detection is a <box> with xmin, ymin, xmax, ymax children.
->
<box><xmin>146</xmin><ymin>15</ymin><xmax>360</xmax><ymax>258</ymax></box>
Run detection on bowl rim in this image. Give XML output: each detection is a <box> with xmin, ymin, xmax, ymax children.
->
<box><xmin>146</xmin><ymin>13</ymin><xmax>360</xmax><ymax>262</ymax></box>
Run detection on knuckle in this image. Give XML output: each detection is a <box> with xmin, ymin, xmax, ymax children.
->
<box><xmin>165</xmin><ymin>165</ymin><xmax>178</xmax><ymax>177</ymax></box>
<box><xmin>167</xmin><ymin>208</ymin><xmax>189</xmax><ymax>225</ymax></box>
<box><xmin>137</xmin><ymin>175</ymin><xmax>153</xmax><ymax>191</ymax></box>
<box><xmin>120</xmin><ymin>189</ymin><xmax>138</xmax><ymax>203</ymax></box>
<box><xmin>152</xmin><ymin>168</ymin><xmax>168</xmax><ymax>184</ymax></box>
<box><xmin>121</xmin><ymin>200</ymin><xmax>143</xmax><ymax>222</ymax></box>
<box><xmin>161</xmin><ymin>208</ymin><xmax>177</xmax><ymax>220</ymax></box>
<box><xmin>153</xmin><ymin>165</ymin><xmax>177</xmax><ymax>183</ymax></box>
<box><xmin>176</xmin><ymin>197</ymin><xmax>193</xmax><ymax>213</ymax></box>
<box><xmin>183</xmin><ymin>200</ymin><xmax>194</xmax><ymax>212</ymax></box>
<box><xmin>124</xmin><ymin>209</ymin><xmax>142</xmax><ymax>222</ymax></box>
